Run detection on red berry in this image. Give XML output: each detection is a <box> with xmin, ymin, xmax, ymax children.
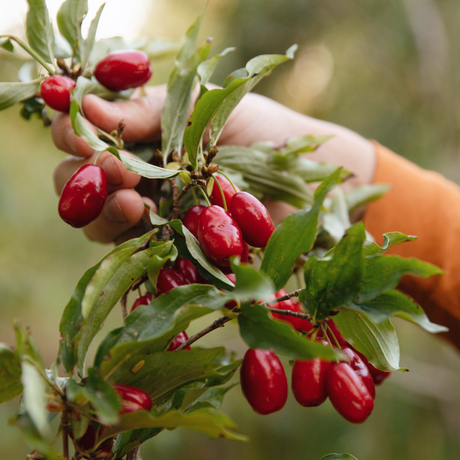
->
<box><xmin>241</xmin><ymin>241</ymin><xmax>249</xmax><ymax>263</ymax></box>
<box><xmin>198</xmin><ymin>206</ymin><xmax>244</xmax><ymax>267</ymax></box>
<box><xmin>209</xmin><ymin>175</ymin><xmax>240</xmax><ymax>209</ymax></box>
<box><xmin>130</xmin><ymin>292</ymin><xmax>153</xmax><ymax>313</ymax></box>
<box><xmin>327</xmin><ymin>362</ymin><xmax>374</xmax><ymax>424</ymax></box>
<box><xmin>113</xmin><ymin>384</ymin><xmax>152</xmax><ymax>414</ymax></box>
<box><xmin>40</xmin><ymin>75</ymin><xmax>76</xmax><ymax>112</ymax></box>
<box><xmin>183</xmin><ymin>205</ymin><xmax>206</xmax><ymax>239</ymax></box>
<box><xmin>94</xmin><ymin>50</ymin><xmax>152</xmax><ymax>91</ymax></box>
<box><xmin>341</xmin><ymin>347</ymin><xmax>375</xmax><ymax>399</ymax></box>
<box><xmin>270</xmin><ymin>289</ymin><xmax>312</xmax><ymax>332</ymax></box>
<box><xmin>174</xmin><ymin>258</ymin><xmax>206</xmax><ymax>284</ymax></box>
<box><xmin>353</xmin><ymin>349</ymin><xmax>391</xmax><ymax>385</ymax></box>
<box><xmin>292</xmin><ymin>357</ymin><xmax>331</xmax><ymax>407</ymax></box>
<box><xmin>156</xmin><ymin>268</ymin><xmax>189</xmax><ymax>294</ymax></box>
<box><xmin>223</xmin><ymin>273</ymin><xmax>237</xmax><ymax>310</ymax></box>
<box><xmin>69</xmin><ymin>425</ymin><xmax>113</xmax><ymax>453</ymax></box>
<box><xmin>58</xmin><ymin>164</ymin><xmax>108</xmax><ymax>228</ymax></box>
<box><xmin>240</xmin><ymin>349</ymin><xmax>288</xmax><ymax>415</ymax></box>
<box><xmin>167</xmin><ymin>331</ymin><xmax>191</xmax><ymax>351</ymax></box>
<box><xmin>230</xmin><ymin>192</ymin><xmax>275</xmax><ymax>248</ymax></box>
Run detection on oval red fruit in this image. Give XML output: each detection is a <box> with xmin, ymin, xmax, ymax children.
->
<box><xmin>40</xmin><ymin>75</ymin><xmax>76</xmax><ymax>112</ymax></box>
<box><xmin>240</xmin><ymin>348</ymin><xmax>288</xmax><ymax>415</ymax></box>
<box><xmin>327</xmin><ymin>362</ymin><xmax>374</xmax><ymax>424</ymax></box>
<box><xmin>130</xmin><ymin>292</ymin><xmax>153</xmax><ymax>313</ymax></box>
<box><xmin>198</xmin><ymin>206</ymin><xmax>244</xmax><ymax>267</ymax></box>
<box><xmin>174</xmin><ymin>258</ymin><xmax>206</xmax><ymax>284</ymax></box>
<box><xmin>156</xmin><ymin>268</ymin><xmax>189</xmax><ymax>294</ymax></box>
<box><xmin>353</xmin><ymin>348</ymin><xmax>391</xmax><ymax>385</ymax></box>
<box><xmin>70</xmin><ymin>425</ymin><xmax>113</xmax><ymax>453</ymax></box>
<box><xmin>168</xmin><ymin>331</ymin><xmax>191</xmax><ymax>351</ymax></box>
<box><xmin>270</xmin><ymin>289</ymin><xmax>312</xmax><ymax>332</ymax></box>
<box><xmin>209</xmin><ymin>175</ymin><xmax>240</xmax><ymax>209</ymax></box>
<box><xmin>58</xmin><ymin>164</ymin><xmax>108</xmax><ymax>228</ymax></box>
<box><xmin>94</xmin><ymin>50</ymin><xmax>152</xmax><ymax>91</ymax></box>
<box><xmin>292</xmin><ymin>357</ymin><xmax>331</xmax><ymax>407</ymax></box>
<box><xmin>183</xmin><ymin>205</ymin><xmax>206</xmax><ymax>239</ymax></box>
<box><xmin>341</xmin><ymin>347</ymin><xmax>375</xmax><ymax>399</ymax></box>
<box><xmin>113</xmin><ymin>384</ymin><xmax>153</xmax><ymax>414</ymax></box>
<box><xmin>230</xmin><ymin>192</ymin><xmax>275</xmax><ymax>248</ymax></box>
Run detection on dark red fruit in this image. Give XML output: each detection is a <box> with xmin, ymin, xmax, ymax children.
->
<box><xmin>241</xmin><ymin>241</ymin><xmax>249</xmax><ymax>263</ymax></box>
<box><xmin>325</xmin><ymin>319</ymin><xmax>348</xmax><ymax>347</ymax></box>
<box><xmin>240</xmin><ymin>348</ymin><xmax>288</xmax><ymax>415</ymax></box>
<box><xmin>167</xmin><ymin>331</ymin><xmax>191</xmax><ymax>351</ymax></box>
<box><xmin>94</xmin><ymin>50</ymin><xmax>152</xmax><ymax>91</ymax></box>
<box><xmin>198</xmin><ymin>206</ymin><xmax>244</xmax><ymax>267</ymax></box>
<box><xmin>270</xmin><ymin>289</ymin><xmax>313</xmax><ymax>332</ymax></box>
<box><xmin>69</xmin><ymin>424</ymin><xmax>113</xmax><ymax>453</ymax></box>
<box><xmin>341</xmin><ymin>347</ymin><xmax>375</xmax><ymax>399</ymax></box>
<box><xmin>113</xmin><ymin>384</ymin><xmax>153</xmax><ymax>414</ymax></box>
<box><xmin>353</xmin><ymin>349</ymin><xmax>391</xmax><ymax>385</ymax></box>
<box><xmin>327</xmin><ymin>362</ymin><xmax>374</xmax><ymax>424</ymax></box>
<box><xmin>230</xmin><ymin>192</ymin><xmax>275</xmax><ymax>248</ymax></box>
<box><xmin>209</xmin><ymin>175</ymin><xmax>240</xmax><ymax>209</ymax></box>
<box><xmin>183</xmin><ymin>205</ymin><xmax>206</xmax><ymax>239</ymax></box>
<box><xmin>292</xmin><ymin>356</ymin><xmax>331</xmax><ymax>407</ymax></box>
<box><xmin>223</xmin><ymin>273</ymin><xmax>237</xmax><ymax>310</ymax></box>
<box><xmin>40</xmin><ymin>75</ymin><xmax>76</xmax><ymax>112</ymax></box>
<box><xmin>130</xmin><ymin>292</ymin><xmax>153</xmax><ymax>313</ymax></box>
<box><xmin>58</xmin><ymin>164</ymin><xmax>108</xmax><ymax>228</ymax></box>
<box><xmin>156</xmin><ymin>268</ymin><xmax>189</xmax><ymax>294</ymax></box>
<box><xmin>174</xmin><ymin>258</ymin><xmax>206</xmax><ymax>284</ymax></box>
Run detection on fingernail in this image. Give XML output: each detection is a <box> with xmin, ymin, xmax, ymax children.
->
<box><xmin>104</xmin><ymin>196</ymin><xmax>127</xmax><ymax>223</ymax></box>
<box><xmin>65</xmin><ymin>127</ymin><xmax>78</xmax><ymax>154</ymax></box>
<box><xmin>101</xmin><ymin>156</ymin><xmax>122</xmax><ymax>185</ymax></box>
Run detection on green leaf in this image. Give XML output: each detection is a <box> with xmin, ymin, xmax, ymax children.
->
<box><xmin>322</xmin><ymin>187</ymin><xmax>351</xmax><ymax>243</ymax></box>
<box><xmin>346</xmin><ymin>290</ymin><xmax>447</xmax><ymax>333</ymax></box>
<box><xmin>115</xmin><ymin>428</ymin><xmax>163</xmax><ymax>457</ymax></box>
<box><xmin>0</xmin><ymin>37</ymin><xmax>14</xmax><ymax>52</ymax></box>
<box><xmin>321</xmin><ymin>454</ymin><xmax>358</xmax><ymax>460</ymax></box>
<box><xmin>26</xmin><ymin>0</ymin><xmax>55</xmax><ymax>64</ymax></box>
<box><xmin>148</xmin><ymin>212</ymin><xmax>233</xmax><ymax>287</ymax></box>
<box><xmin>346</xmin><ymin>183</ymin><xmax>391</xmax><ymax>211</ymax></box>
<box><xmin>97</xmin><ymin>407</ymin><xmax>247</xmax><ymax>445</ymax></box>
<box><xmin>238</xmin><ymin>303</ymin><xmax>339</xmax><ymax>361</ymax></box>
<box><xmin>96</xmin><ymin>285</ymin><xmax>233</xmax><ymax>378</ymax></box>
<box><xmin>261</xmin><ymin>169</ymin><xmax>342</xmax><ymax>290</ymax></box>
<box><xmin>275</xmin><ymin>134</ymin><xmax>333</xmax><ymax>157</ymax></box>
<box><xmin>198</xmin><ymin>47</ymin><xmax>235</xmax><ymax>85</ymax></box>
<box><xmin>301</xmin><ymin>222</ymin><xmax>366</xmax><ymax>320</ymax></box>
<box><xmin>161</xmin><ymin>4</ymin><xmax>211</xmax><ymax>162</ymax></box>
<box><xmin>0</xmin><ymin>79</ymin><xmax>42</xmax><ymax>111</ymax></box>
<box><xmin>360</xmin><ymin>255</ymin><xmax>444</xmax><ymax>301</ymax></box>
<box><xmin>0</xmin><ymin>344</ymin><xmax>22</xmax><ymax>403</ymax></box>
<box><xmin>209</xmin><ymin>45</ymin><xmax>297</xmax><ymax>147</ymax></box>
<box><xmin>72</xmin><ymin>76</ymin><xmax>116</xmax><ymax>109</ymax></box>
<box><xmin>333</xmin><ymin>309</ymin><xmax>402</xmax><ymax>372</ymax></box>
<box><xmin>230</xmin><ymin>258</ymin><xmax>274</xmax><ymax>302</ymax></box>
<box><xmin>59</xmin><ymin>232</ymin><xmax>155</xmax><ymax>374</ymax></box>
<box><xmin>117</xmin><ymin>153</ymin><xmax>180</xmax><ymax>179</ymax></box>
<box><xmin>57</xmin><ymin>0</ymin><xmax>88</xmax><ymax>60</ymax></box>
<box><xmin>70</xmin><ymin>100</ymin><xmax>109</xmax><ymax>151</ymax></box>
<box><xmin>184</xmin><ymin>383</ymin><xmax>238</xmax><ymax>413</ymax></box>
<box><xmin>20</xmin><ymin>96</ymin><xmax>45</xmax><ymax>121</ymax></box>
<box><xmin>103</xmin><ymin>348</ymin><xmax>239</xmax><ymax>404</ymax></box>
<box><xmin>21</xmin><ymin>361</ymin><xmax>49</xmax><ymax>436</ymax></box>
<box><xmin>363</xmin><ymin>232</ymin><xmax>417</xmax><ymax>256</ymax></box>
<box><xmin>66</xmin><ymin>369</ymin><xmax>120</xmax><ymax>425</ymax></box>
<box><xmin>81</xmin><ymin>3</ymin><xmax>105</xmax><ymax>69</ymax></box>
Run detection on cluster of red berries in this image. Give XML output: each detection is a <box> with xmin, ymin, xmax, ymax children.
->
<box><xmin>240</xmin><ymin>317</ymin><xmax>390</xmax><ymax>424</ymax></box>
<box><xmin>73</xmin><ymin>383</ymin><xmax>152</xmax><ymax>452</ymax></box>
<box><xmin>184</xmin><ymin>175</ymin><xmax>275</xmax><ymax>266</ymax></box>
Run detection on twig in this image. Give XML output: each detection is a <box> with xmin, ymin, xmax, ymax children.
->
<box><xmin>171</xmin><ymin>182</ymin><xmax>193</xmax><ymax>220</ymax></box>
<box><xmin>121</xmin><ymin>291</ymin><xmax>128</xmax><ymax>321</ymax></box>
<box><xmin>262</xmin><ymin>289</ymin><xmax>302</xmax><ymax>306</ymax></box>
<box><xmin>263</xmin><ymin>306</ymin><xmax>311</xmax><ymax>321</ymax></box>
<box><xmin>61</xmin><ymin>410</ymin><xmax>69</xmax><ymax>460</ymax></box>
<box><xmin>127</xmin><ymin>446</ymin><xmax>141</xmax><ymax>460</ymax></box>
<box><xmin>176</xmin><ymin>315</ymin><xmax>233</xmax><ymax>350</ymax></box>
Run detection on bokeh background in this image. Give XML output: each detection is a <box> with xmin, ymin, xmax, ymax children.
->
<box><xmin>1</xmin><ymin>0</ymin><xmax>460</xmax><ymax>459</ymax></box>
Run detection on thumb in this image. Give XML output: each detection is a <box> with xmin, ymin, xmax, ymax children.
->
<box><xmin>82</xmin><ymin>85</ymin><xmax>166</xmax><ymax>143</ymax></box>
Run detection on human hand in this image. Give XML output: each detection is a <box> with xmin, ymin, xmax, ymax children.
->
<box><xmin>52</xmin><ymin>85</ymin><xmax>376</xmax><ymax>243</ymax></box>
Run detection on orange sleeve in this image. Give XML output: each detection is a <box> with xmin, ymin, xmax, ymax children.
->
<box><xmin>363</xmin><ymin>142</ymin><xmax>460</xmax><ymax>349</ymax></box>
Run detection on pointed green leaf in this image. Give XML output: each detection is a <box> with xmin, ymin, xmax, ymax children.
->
<box><xmin>81</xmin><ymin>3</ymin><xmax>105</xmax><ymax>69</ymax></box>
<box><xmin>0</xmin><ymin>79</ymin><xmax>42</xmax><ymax>111</ymax></box>
<box><xmin>346</xmin><ymin>290</ymin><xmax>447</xmax><ymax>333</ymax></box>
<box><xmin>321</xmin><ymin>454</ymin><xmax>358</xmax><ymax>460</ymax></box>
<box><xmin>261</xmin><ymin>169</ymin><xmax>342</xmax><ymax>290</ymax></box>
<box><xmin>361</xmin><ymin>255</ymin><xmax>444</xmax><ymax>301</ymax></box>
<box><xmin>57</xmin><ymin>0</ymin><xmax>88</xmax><ymax>59</ymax></box>
<box><xmin>0</xmin><ymin>345</ymin><xmax>22</xmax><ymax>403</ymax></box>
<box><xmin>198</xmin><ymin>47</ymin><xmax>235</xmax><ymax>85</ymax></box>
<box><xmin>230</xmin><ymin>258</ymin><xmax>274</xmax><ymax>302</ymax></box>
<box><xmin>238</xmin><ymin>303</ymin><xmax>339</xmax><ymax>361</ymax></box>
<box><xmin>333</xmin><ymin>309</ymin><xmax>402</xmax><ymax>372</ymax></box>
<box><xmin>26</xmin><ymin>0</ymin><xmax>55</xmax><ymax>64</ymax></box>
<box><xmin>346</xmin><ymin>183</ymin><xmax>391</xmax><ymax>211</ymax></box>
<box><xmin>363</xmin><ymin>232</ymin><xmax>417</xmax><ymax>256</ymax></box>
<box><xmin>0</xmin><ymin>37</ymin><xmax>14</xmax><ymax>52</ymax></box>
<box><xmin>117</xmin><ymin>154</ymin><xmax>180</xmax><ymax>179</ymax></box>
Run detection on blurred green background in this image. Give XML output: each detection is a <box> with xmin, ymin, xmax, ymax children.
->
<box><xmin>1</xmin><ymin>0</ymin><xmax>460</xmax><ymax>459</ymax></box>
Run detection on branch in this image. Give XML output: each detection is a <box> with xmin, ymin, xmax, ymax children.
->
<box><xmin>171</xmin><ymin>182</ymin><xmax>193</xmax><ymax>221</ymax></box>
<box><xmin>263</xmin><ymin>289</ymin><xmax>302</xmax><ymax>306</ymax></box>
<box><xmin>175</xmin><ymin>315</ymin><xmax>234</xmax><ymax>351</ymax></box>
<box><xmin>61</xmin><ymin>410</ymin><xmax>69</xmax><ymax>460</ymax></box>
<box><xmin>127</xmin><ymin>446</ymin><xmax>140</xmax><ymax>460</ymax></box>
<box><xmin>260</xmin><ymin>289</ymin><xmax>311</xmax><ymax>320</ymax></box>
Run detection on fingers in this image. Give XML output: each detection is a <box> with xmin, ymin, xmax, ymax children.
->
<box><xmin>83</xmin><ymin>192</ymin><xmax>156</xmax><ymax>244</ymax></box>
<box><xmin>53</xmin><ymin>150</ymin><xmax>141</xmax><ymax>195</ymax></box>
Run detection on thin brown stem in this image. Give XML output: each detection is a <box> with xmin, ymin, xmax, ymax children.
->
<box><xmin>171</xmin><ymin>182</ymin><xmax>193</xmax><ymax>220</ymax></box>
<box><xmin>264</xmin><ymin>306</ymin><xmax>311</xmax><ymax>321</ymax></box>
<box><xmin>262</xmin><ymin>289</ymin><xmax>302</xmax><ymax>306</ymax></box>
<box><xmin>127</xmin><ymin>446</ymin><xmax>141</xmax><ymax>460</ymax></box>
<box><xmin>175</xmin><ymin>315</ymin><xmax>233</xmax><ymax>350</ymax></box>
<box><xmin>61</xmin><ymin>410</ymin><xmax>69</xmax><ymax>460</ymax></box>
<box><xmin>121</xmin><ymin>291</ymin><xmax>128</xmax><ymax>321</ymax></box>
